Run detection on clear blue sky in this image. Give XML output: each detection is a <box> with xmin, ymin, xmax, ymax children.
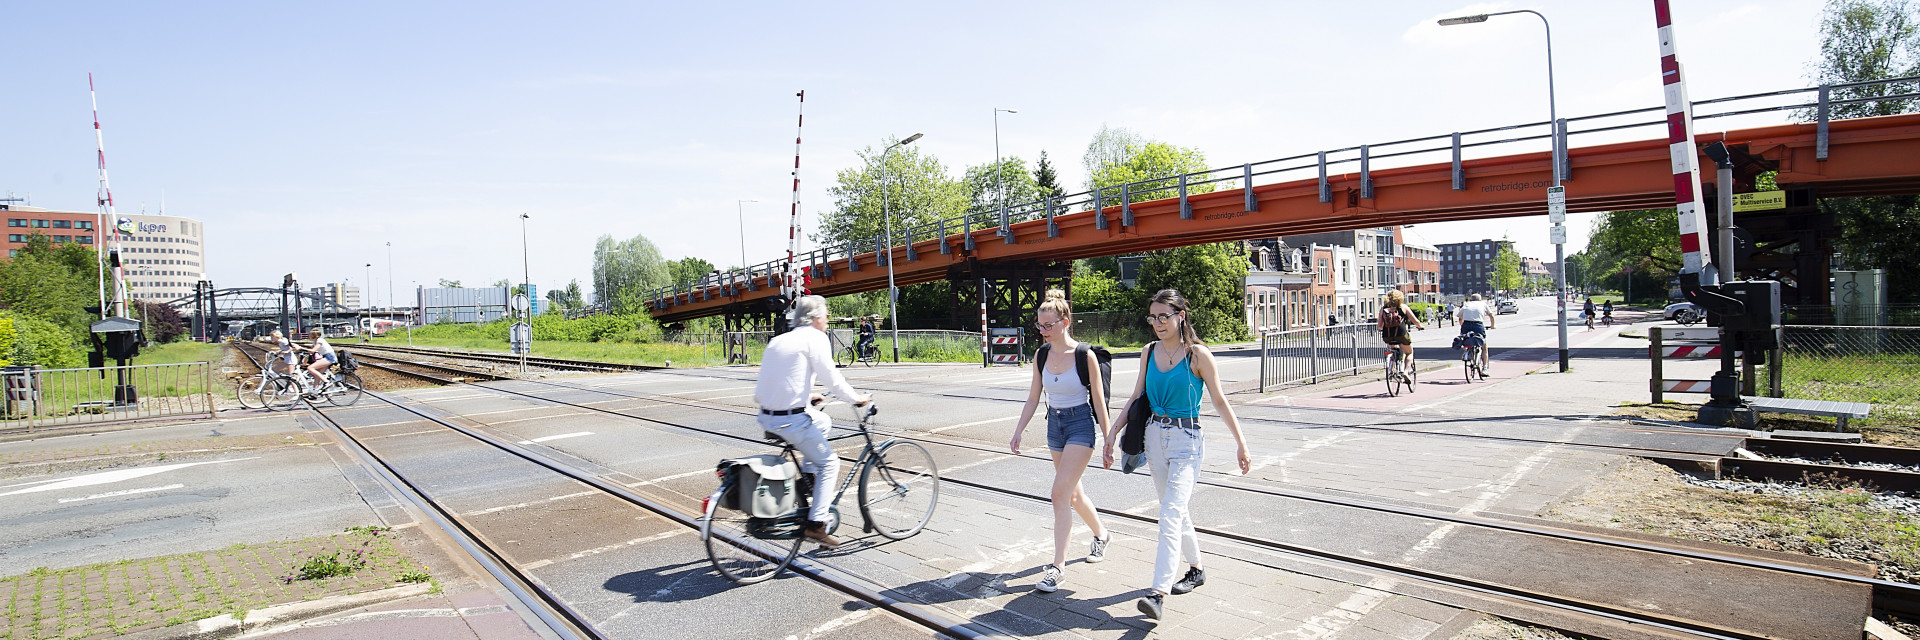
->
<box><xmin>1</xmin><ymin>1</ymin><xmax>1824</xmax><ymax>306</ymax></box>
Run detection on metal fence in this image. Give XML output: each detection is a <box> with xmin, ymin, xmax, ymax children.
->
<box><xmin>1782</xmin><ymin>305</ymin><xmax>1920</xmax><ymax>327</ymax></box>
<box><xmin>715</xmin><ymin>329</ymin><xmax>987</xmax><ymax>366</ymax></box>
<box><xmin>1</xmin><ymin>362</ymin><xmax>216</xmax><ymax>433</ymax></box>
<box><xmin>1770</xmin><ymin>325</ymin><xmax>1919</xmax><ymax>425</ymax></box>
<box><xmin>1256</xmin><ymin>324</ymin><xmax>1384</xmax><ymax>392</ymax></box>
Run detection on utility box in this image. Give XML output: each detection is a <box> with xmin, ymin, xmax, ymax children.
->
<box><xmin>91</xmin><ymin>317</ymin><xmax>143</xmax><ymax>360</ymax></box>
<box><xmin>1833</xmin><ymin>269</ymin><xmax>1887</xmax><ymax>326</ymax></box>
<box><xmin>1718</xmin><ymin>280</ymin><xmax>1782</xmax><ymax>332</ymax></box>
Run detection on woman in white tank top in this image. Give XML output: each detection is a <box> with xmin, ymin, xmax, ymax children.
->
<box><xmin>1010</xmin><ymin>290</ymin><xmax>1112</xmax><ymax>594</ymax></box>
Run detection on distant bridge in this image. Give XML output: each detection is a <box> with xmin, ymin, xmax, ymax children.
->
<box><xmin>647</xmin><ymin>79</ymin><xmax>1920</xmax><ymax>326</ymax></box>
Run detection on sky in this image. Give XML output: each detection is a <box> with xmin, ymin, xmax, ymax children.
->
<box><xmin>1</xmin><ymin>1</ymin><xmax>1828</xmax><ymax>307</ymax></box>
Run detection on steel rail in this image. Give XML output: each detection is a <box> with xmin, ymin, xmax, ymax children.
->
<box><xmin>351</xmin><ymin>351</ymin><xmax>511</xmax><ymax>383</ymax></box>
<box><xmin>447</xmin><ymin>377</ymin><xmax>1906</xmax><ymax>637</ymax></box>
<box><xmin>348</xmin><ymin>343</ymin><xmax>659</xmax><ymax>373</ymax></box>
<box><xmin>329</xmin><ymin>390</ymin><xmax>990</xmax><ymax>640</ymax></box>
<box><xmin>302</xmin><ymin>401</ymin><xmax>607</xmax><ymax>640</ymax></box>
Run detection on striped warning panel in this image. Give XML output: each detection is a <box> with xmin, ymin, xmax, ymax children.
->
<box><xmin>1658</xmin><ymin>346</ymin><xmax>1738</xmax><ymax>358</ymax></box>
<box><xmin>1661</xmin><ymin>380</ymin><xmax>1713</xmax><ymax>393</ymax></box>
<box><xmin>990</xmin><ymin>336</ymin><xmax>1019</xmax><ymax>345</ymax></box>
<box><xmin>990</xmin><ymin>354</ymin><xmax>1021</xmax><ymax>364</ymax></box>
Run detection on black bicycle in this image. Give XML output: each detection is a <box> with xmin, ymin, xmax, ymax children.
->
<box><xmin>701</xmin><ymin>404</ymin><xmax>939</xmax><ymax>583</ymax></box>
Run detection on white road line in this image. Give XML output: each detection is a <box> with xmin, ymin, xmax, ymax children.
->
<box><xmin>579</xmin><ymin>399</ymin><xmax>662</xmax><ymax>408</ymax></box>
<box><xmin>661</xmin><ymin>385</ymin><xmax>753</xmax><ymax>396</ymax></box>
<box><xmin>0</xmin><ymin>478</ymin><xmax>68</xmax><ymax>490</ymax></box>
<box><xmin>791</xmin><ymin>609</ymin><xmax>878</xmax><ymax>640</ymax></box>
<box><xmin>1</xmin><ymin>457</ymin><xmax>258</xmax><ymax>496</ymax></box>
<box><xmin>517</xmin><ymin>432</ymin><xmax>594</xmax><ymax>444</ymax></box>
<box><xmin>464</xmin><ymin>490</ymin><xmax>599</xmax><ymax>516</ymax></box>
<box><xmin>929</xmin><ymin>416</ymin><xmax>1015</xmax><ymax>434</ymax></box>
<box><xmin>567</xmin><ymin>528</ymin><xmax>688</xmax><ymax>560</ymax></box>
<box><xmin>343</xmin><ymin>419</ymin><xmax>428</xmax><ymax>430</ymax></box>
<box><xmin>363</xmin><ymin>430</ymin><xmax>442</xmax><ymax>441</ymax></box>
<box><xmin>57</xmin><ymin>483</ymin><xmax>184</xmax><ymax>503</ymax></box>
<box><xmin>490</xmin><ymin>412</ymin><xmax>590</xmax><ymax>426</ymax></box>
<box><xmin>416</xmin><ymin>394</ymin><xmax>491</xmax><ymax>403</ymax></box>
<box><xmin>627</xmin><ymin>469</ymin><xmax>709</xmax><ymax>487</ymax></box>
<box><xmin>698</xmin><ymin>393</ymin><xmax>757</xmax><ymax>401</ymax></box>
<box><xmin>1401</xmin><ymin>445</ymin><xmax>1560</xmax><ymax>564</ymax></box>
<box><xmin>460</xmin><ymin>406</ymin><xmax>570</xmax><ymax>418</ymax></box>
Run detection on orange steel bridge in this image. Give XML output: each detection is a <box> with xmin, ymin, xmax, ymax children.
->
<box><xmin>650</xmin><ymin>86</ymin><xmax>1920</xmax><ymax>323</ymax></box>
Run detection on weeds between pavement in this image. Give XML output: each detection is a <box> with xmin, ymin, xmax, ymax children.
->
<box><xmin>0</xmin><ymin>526</ymin><xmax>431</xmax><ymax>640</ymax></box>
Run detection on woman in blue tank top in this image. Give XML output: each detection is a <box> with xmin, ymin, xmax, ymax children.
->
<box><xmin>1106</xmin><ymin>289</ymin><xmax>1252</xmax><ymax>621</ymax></box>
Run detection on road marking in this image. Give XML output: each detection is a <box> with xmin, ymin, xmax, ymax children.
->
<box><xmin>662</xmin><ymin>385</ymin><xmax>753</xmax><ymax>396</ymax></box>
<box><xmin>579</xmin><ymin>399</ymin><xmax>662</xmax><ymax>408</ymax></box>
<box><xmin>0</xmin><ymin>478</ymin><xmax>68</xmax><ymax>490</ymax></box>
<box><xmin>415</xmin><ymin>394</ymin><xmax>491</xmax><ymax>403</ymax></box>
<box><xmin>57</xmin><ymin>484</ymin><xmax>184</xmax><ymax>503</ymax></box>
<box><xmin>460</xmin><ymin>406</ymin><xmax>570</xmax><ymax>418</ymax></box>
<box><xmin>930</xmin><ymin>416</ymin><xmax>1014</xmax><ymax>434</ymax></box>
<box><xmin>363</xmin><ymin>430</ymin><xmax>441</xmax><ymax>441</ymax></box>
<box><xmin>343</xmin><ymin>419</ymin><xmax>427</xmax><ymax>430</ymax></box>
<box><xmin>698</xmin><ymin>393</ymin><xmax>757</xmax><ymax>401</ymax></box>
<box><xmin>627</xmin><ymin>469</ymin><xmax>710</xmax><ymax>487</ymax></box>
<box><xmin>1</xmin><ymin>458</ymin><xmax>257</xmax><ymax>496</ymax></box>
<box><xmin>518</xmin><ymin>432</ymin><xmax>594</xmax><ymax>444</ymax></box>
<box><xmin>465</xmin><ymin>490</ymin><xmax>598</xmax><ymax>516</ymax></box>
<box><xmin>790</xmin><ymin>609</ymin><xmax>877</xmax><ymax>640</ymax></box>
<box><xmin>490</xmin><ymin>412</ymin><xmax>590</xmax><ymax>426</ymax></box>
<box><xmin>1401</xmin><ymin>445</ymin><xmax>1560</xmax><ymax>564</ymax></box>
<box><xmin>567</xmin><ymin>528</ymin><xmax>687</xmax><ymax>560</ymax></box>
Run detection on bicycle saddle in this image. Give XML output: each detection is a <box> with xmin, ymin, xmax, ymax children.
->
<box><xmin>762</xmin><ymin>431</ymin><xmax>789</xmax><ymax>444</ymax></box>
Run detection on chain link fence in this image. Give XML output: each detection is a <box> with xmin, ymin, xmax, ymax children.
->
<box><xmin>1769</xmin><ymin>325</ymin><xmax>1920</xmax><ymax>425</ymax></box>
<box><xmin>1782</xmin><ymin>305</ymin><xmax>1920</xmax><ymax>327</ymax></box>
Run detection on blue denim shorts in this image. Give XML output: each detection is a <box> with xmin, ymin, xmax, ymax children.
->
<box><xmin>1046</xmin><ymin>403</ymin><xmax>1097</xmax><ymax>451</ymax></box>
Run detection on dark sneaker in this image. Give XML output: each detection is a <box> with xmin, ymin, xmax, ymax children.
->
<box><xmin>1034</xmin><ymin>565</ymin><xmax>1062</xmax><ymax>593</ymax></box>
<box><xmin>1086</xmin><ymin>536</ymin><xmax>1109</xmax><ymax>564</ymax></box>
<box><xmin>803</xmin><ymin>522</ymin><xmax>841</xmax><ymax>548</ymax></box>
<box><xmin>1136</xmin><ymin>593</ymin><xmax>1163</xmax><ymax>620</ymax></box>
<box><xmin>1170</xmin><ymin>566</ymin><xmax>1206</xmax><ymax>595</ymax></box>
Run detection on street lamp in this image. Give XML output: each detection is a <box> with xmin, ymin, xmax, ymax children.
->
<box><xmin>1439</xmin><ymin>8</ymin><xmax>1569</xmax><ymax>372</ymax></box>
<box><xmin>385</xmin><ymin>241</ymin><xmax>394</xmax><ymax>320</ymax></box>
<box><xmin>737</xmin><ymin>199</ymin><xmax>758</xmax><ymax>272</ymax></box>
<box><xmin>364</xmin><ymin>262</ymin><xmax>372</xmax><ymax>337</ymax></box>
<box><xmin>518</xmin><ymin>213</ymin><xmax>532</xmax><ymax>371</ymax></box>
<box><xmin>881</xmin><ymin>132</ymin><xmax>924</xmax><ymax>363</ymax></box>
<box><xmin>993</xmin><ymin>108</ymin><xmax>1017</xmax><ymax>207</ymax></box>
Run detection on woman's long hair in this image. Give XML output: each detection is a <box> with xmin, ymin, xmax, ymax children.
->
<box><xmin>1150</xmin><ymin>289</ymin><xmax>1203</xmax><ymax>346</ymax></box>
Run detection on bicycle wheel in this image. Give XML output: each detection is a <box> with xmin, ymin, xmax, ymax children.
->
<box><xmin>235</xmin><ymin>375</ymin><xmax>267</xmax><ymax>409</ymax></box>
<box><xmin>860</xmin><ymin>348</ymin><xmax>878</xmax><ymax>368</ymax></box>
<box><xmin>859</xmin><ymin>440</ymin><xmax>939</xmax><ymax>540</ymax></box>
<box><xmin>328</xmin><ymin>373</ymin><xmax>364</xmax><ymax>406</ymax></box>
<box><xmin>836</xmin><ymin>344</ymin><xmax>855</xmax><ymax>368</ymax></box>
<box><xmin>702</xmin><ymin>483</ymin><xmax>802</xmax><ymax>584</ymax></box>
<box><xmin>1385</xmin><ymin>355</ymin><xmax>1399</xmax><ymax>397</ymax></box>
<box><xmin>262</xmin><ymin>378</ymin><xmax>302</xmax><ymax>411</ymax></box>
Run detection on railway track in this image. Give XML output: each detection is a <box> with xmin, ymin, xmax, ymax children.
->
<box><xmin>405</xmin><ymin>374</ymin><xmax>1912</xmax><ymax>639</ymax></box>
<box><xmin>346</xmin><ymin>343</ymin><xmax>662</xmax><ymax>373</ymax></box>
<box><xmin>303</xmin><ymin>390</ymin><xmax>983</xmax><ymax>639</ymax></box>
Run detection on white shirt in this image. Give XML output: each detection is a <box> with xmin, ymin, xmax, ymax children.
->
<box><xmin>754</xmin><ymin>325</ymin><xmax>860</xmax><ymax>410</ymax></box>
<box><xmin>1458</xmin><ymin>301</ymin><xmax>1491</xmax><ymax>324</ymax></box>
<box><xmin>312</xmin><ymin>338</ymin><xmax>335</xmax><ymax>361</ymax></box>
<box><xmin>276</xmin><ymin>337</ymin><xmax>296</xmax><ymax>363</ymax></box>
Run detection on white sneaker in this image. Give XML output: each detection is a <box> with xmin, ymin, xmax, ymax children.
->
<box><xmin>1034</xmin><ymin>565</ymin><xmax>1062</xmax><ymax>593</ymax></box>
<box><xmin>1086</xmin><ymin>536</ymin><xmax>1109</xmax><ymax>563</ymax></box>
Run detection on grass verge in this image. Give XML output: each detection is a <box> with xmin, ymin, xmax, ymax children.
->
<box><xmin>1615</xmin><ymin>401</ymin><xmax>1920</xmax><ymax>448</ymax></box>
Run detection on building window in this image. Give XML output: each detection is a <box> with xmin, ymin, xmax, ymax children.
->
<box><xmin>6</xmin><ymin>219</ymin><xmax>22</xmax><ymax>227</ymax></box>
<box><xmin>30</xmin><ymin>220</ymin><xmax>48</xmax><ymax>228</ymax></box>
<box><xmin>51</xmin><ymin>220</ymin><xmax>70</xmax><ymax>229</ymax></box>
<box><xmin>6</xmin><ymin>234</ymin><xmax>19</xmax><ymax>242</ymax></box>
<box><xmin>78</xmin><ymin>236</ymin><xmax>93</xmax><ymax>244</ymax></box>
<box><xmin>53</xmin><ymin>235</ymin><xmax>70</xmax><ymax>243</ymax></box>
<box><xmin>76</xmin><ymin>221</ymin><xmax>92</xmax><ymax>230</ymax></box>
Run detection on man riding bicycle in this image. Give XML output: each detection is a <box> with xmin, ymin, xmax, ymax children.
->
<box><xmin>755</xmin><ymin>295</ymin><xmax>871</xmax><ymax>548</ymax></box>
<box><xmin>856</xmin><ymin>315</ymin><xmax>878</xmax><ymax>360</ymax></box>
<box><xmin>1456</xmin><ymin>294</ymin><xmax>1495</xmax><ymax>368</ymax></box>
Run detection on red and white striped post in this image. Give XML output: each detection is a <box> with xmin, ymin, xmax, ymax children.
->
<box><xmin>980</xmin><ymin>279</ymin><xmax>989</xmax><ymax>368</ymax></box>
<box><xmin>782</xmin><ymin>91</ymin><xmax>806</xmax><ymax>304</ymax></box>
<box><xmin>1654</xmin><ymin>0</ymin><xmax>1715</xmax><ymax>281</ymax></box>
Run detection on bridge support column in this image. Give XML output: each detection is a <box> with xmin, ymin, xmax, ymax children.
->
<box><xmin>949</xmin><ymin>261</ymin><xmax>1072</xmax><ymax>358</ymax></box>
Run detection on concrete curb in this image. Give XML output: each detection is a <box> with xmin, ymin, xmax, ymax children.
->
<box><xmin>120</xmin><ymin>583</ymin><xmax>433</xmax><ymax>640</ymax></box>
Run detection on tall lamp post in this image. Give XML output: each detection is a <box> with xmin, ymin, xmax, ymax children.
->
<box><xmin>385</xmin><ymin>242</ymin><xmax>394</xmax><ymax>323</ymax></box>
<box><xmin>517</xmin><ymin>213</ymin><xmax>532</xmax><ymax>372</ymax></box>
<box><xmin>993</xmin><ymin>108</ymin><xmax>1017</xmax><ymax>205</ymax></box>
<box><xmin>736</xmin><ymin>199</ymin><xmax>758</xmax><ymax>271</ymax></box>
<box><xmin>881</xmin><ymin>132</ymin><xmax>924</xmax><ymax>363</ymax></box>
<box><xmin>1439</xmin><ymin>9</ymin><xmax>1569</xmax><ymax>372</ymax></box>
<box><xmin>364</xmin><ymin>263</ymin><xmax>372</xmax><ymax>337</ymax></box>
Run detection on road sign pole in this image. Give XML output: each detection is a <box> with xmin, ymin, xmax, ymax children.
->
<box><xmin>1548</xmin><ymin>185</ymin><xmax>1568</xmax><ymax>372</ymax></box>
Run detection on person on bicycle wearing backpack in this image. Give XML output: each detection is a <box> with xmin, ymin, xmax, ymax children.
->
<box><xmin>1010</xmin><ymin>289</ymin><xmax>1112</xmax><ymax>594</ymax></box>
<box><xmin>1456</xmin><ymin>294</ymin><xmax>1495</xmax><ymax>369</ymax></box>
<box><xmin>293</xmin><ymin>329</ymin><xmax>336</xmax><ymax>392</ymax></box>
<box><xmin>1583</xmin><ymin>297</ymin><xmax>1597</xmax><ymax>330</ymax></box>
<box><xmin>754</xmin><ymin>295</ymin><xmax>871</xmax><ymax>548</ymax></box>
<box><xmin>1379</xmin><ymin>290</ymin><xmax>1425</xmax><ymax>366</ymax></box>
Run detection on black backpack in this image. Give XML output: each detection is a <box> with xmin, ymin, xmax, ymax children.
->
<box><xmin>1035</xmin><ymin>342</ymin><xmax>1113</xmax><ymax>403</ymax></box>
<box><xmin>336</xmin><ymin>350</ymin><xmax>359</xmax><ymax>372</ymax></box>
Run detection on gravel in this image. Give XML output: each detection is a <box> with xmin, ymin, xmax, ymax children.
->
<box><xmin>1684</xmin><ymin>476</ymin><xmax>1920</xmax><ymax>517</ymax></box>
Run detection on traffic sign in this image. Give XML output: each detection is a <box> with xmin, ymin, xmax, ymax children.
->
<box><xmin>511</xmin><ymin>293</ymin><xmax>530</xmax><ymax>313</ymax></box>
<box><xmin>1547</xmin><ymin>186</ymin><xmax>1566</xmax><ymax>223</ymax></box>
<box><xmin>1550</xmin><ymin>223</ymin><xmax>1567</xmax><ymax>245</ymax></box>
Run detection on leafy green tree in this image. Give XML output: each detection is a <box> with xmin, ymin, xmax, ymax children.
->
<box><xmin>0</xmin><ymin>235</ymin><xmax>95</xmax><ymax>339</ymax></box>
<box><xmin>667</xmin><ymin>257</ymin><xmax>717</xmax><ymax>286</ymax></box>
<box><xmin>1489</xmin><ymin>244</ymin><xmax>1524</xmax><ymax>295</ymax></box>
<box><xmin>1137</xmin><ymin>243</ymin><xmax>1249</xmax><ymax>342</ymax></box>
<box><xmin>1069</xmin><ymin>266</ymin><xmax>1137</xmax><ymax>314</ymax></box>
<box><xmin>1801</xmin><ymin>0</ymin><xmax>1920</xmax><ymax>302</ymax></box>
<box><xmin>1033</xmin><ymin>151</ymin><xmax>1065</xmax><ymax>198</ymax></box>
<box><xmin>591</xmin><ymin>233</ymin><xmax>669</xmax><ymax>311</ymax></box>
<box><xmin>1082</xmin><ymin>125</ymin><xmax>1144</xmax><ymax>190</ymax></box>
<box><xmin>963</xmin><ymin>157</ymin><xmax>1040</xmax><ymax>212</ymax></box>
<box><xmin>0</xmin><ymin>311</ymin><xmax>83</xmax><ymax>368</ymax></box>
<box><xmin>133</xmin><ymin>300</ymin><xmax>186</xmax><ymax>344</ymax></box>
<box><xmin>815</xmin><ymin>138</ymin><xmax>970</xmax><ymax>248</ymax></box>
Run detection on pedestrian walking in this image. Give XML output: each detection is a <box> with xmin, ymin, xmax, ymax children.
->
<box><xmin>1010</xmin><ymin>289</ymin><xmax>1111</xmax><ymax>593</ymax></box>
<box><xmin>1109</xmin><ymin>289</ymin><xmax>1253</xmax><ymax>621</ymax></box>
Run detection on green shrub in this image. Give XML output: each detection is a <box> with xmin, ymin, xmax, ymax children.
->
<box><xmin>0</xmin><ymin>311</ymin><xmax>83</xmax><ymax>368</ymax></box>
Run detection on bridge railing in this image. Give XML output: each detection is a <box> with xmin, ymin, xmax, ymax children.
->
<box><xmin>648</xmin><ymin>76</ymin><xmax>1920</xmax><ymax>312</ymax></box>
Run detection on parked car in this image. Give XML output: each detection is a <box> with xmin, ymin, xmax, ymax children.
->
<box><xmin>1663</xmin><ymin>301</ymin><xmax>1704</xmax><ymax>325</ymax></box>
<box><xmin>1496</xmin><ymin>299</ymin><xmax>1519</xmax><ymax>314</ymax></box>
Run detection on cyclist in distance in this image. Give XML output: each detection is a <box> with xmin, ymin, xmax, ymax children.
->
<box><xmin>293</xmin><ymin>329</ymin><xmax>336</xmax><ymax>392</ymax></box>
<box><xmin>1378</xmin><ymin>290</ymin><xmax>1426</xmax><ymax>365</ymax></box>
<box><xmin>1456</xmin><ymin>294</ymin><xmax>1495</xmax><ymax>367</ymax></box>
<box><xmin>856</xmin><ymin>315</ymin><xmax>877</xmax><ymax>360</ymax></box>
<box><xmin>754</xmin><ymin>295</ymin><xmax>871</xmax><ymax>548</ymax></box>
<box><xmin>1583</xmin><ymin>296</ymin><xmax>1597</xmax><ymax>330</ymax></box>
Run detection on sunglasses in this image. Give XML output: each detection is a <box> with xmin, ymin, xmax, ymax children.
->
<box><xmin>1144</xmin><ymin>312</ymin><xmax>1183</xmax><ymax>324</ymax></box>
<box><xmin>1034</xmin><ymin>319</ymin><xmax>1065</xmax><ymax>331</ymax></box>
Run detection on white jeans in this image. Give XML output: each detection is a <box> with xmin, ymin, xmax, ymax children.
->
<box><xmin>758</xmin><ymin>409</ymin><xmax>838</xmax><ymax>523</ymax></box>
<box><xmin>1146</xmin><ymin>418</ymin><xmax>1204</xmax><ymax>593</ymax></box>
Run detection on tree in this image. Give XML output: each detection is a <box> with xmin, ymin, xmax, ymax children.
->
<box><xmin>962</xmin><ymin>157</ymin><xmax>1040</xmax><ymax>212</ymax></box>
<box><xmin>437</xmin><ymin>279</ymin><xmax>462</xmax><ymax>288</ymax></box>
<box><xmin>1489</xmin><ymin>244</ymin><xmax>1524</xmax><ymax>295</ymax></box>
<box><xmin>133</xmin><ymin>300</ymin><xmax>186</xmax><ymax>344</ymax></box>
<box><xmin>1802</xmin><ymin>0</ymin><xmax>1920</xmax><ymax>302</ymax></box>
<box><xmin>0</xmin><ymin>235</ymin><xmax>96</xmax><ymax>340</ymax></box>
<box><xmin>1033</xmin><ymin>151</ymin><xmax>1065</xmax><ymax>198</ymax></box>
<box><xmin>591</xmin><ymin>233</ymin><xmax>669</xmax><ymax>311</ymax></box>
<box><xmin>546</xmin><ymin>279</ymin><xmax>585</xmax><ymax>311</ymax></box>
<box><xmin>1137</xmin><ymin>243</ymin><xmax>1249</xmax><ymax>342</ymax></box>
<box><xmin>667</xmin><ymin>257</ymin><xmax>717</xmax><ymax>287</ymax></box>
<box><xmin>1082</xmin><ymin>125</ymin><xmax>1144</xmax><ymax>190</ymax></box>
<box><xmin>1090</xmin><ymin>141</ymin><xmax>1217</xmax><ymax>204</ymax></box>
<box><xmin>814</xmin><ymin>138</ymin><xmax>970</xmax><ymax>249</ymax></box>
<box><xmin>0</xmin><ymin>311</ymin><xmax>83</xmax><ymax>368</ymax></box>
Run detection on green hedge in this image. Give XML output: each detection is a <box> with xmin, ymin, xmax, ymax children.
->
<box><xmin>410</xmin><ymin>313</ymin><xmax>663</xmax><ymax>344</ymax></box>
<box><xmin>0</xmin><ymin>311</ymin><xmax>83</xmax><ymax>368</ymax></box>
